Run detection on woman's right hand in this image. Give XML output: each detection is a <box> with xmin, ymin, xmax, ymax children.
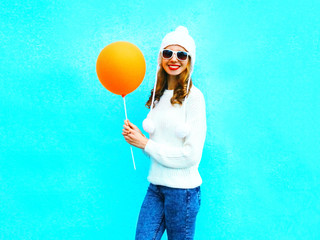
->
<box><xmin>122</xmin><ymin>120</ymin><xmax>148</xmax><ymax>149</ymax></box>
<box><xmin>124</xmin><ymin>120</ymin><xmax>145</xmax><ymax>137</ymax></box>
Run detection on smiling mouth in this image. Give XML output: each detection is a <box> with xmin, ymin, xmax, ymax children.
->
<box><xmin>168</xmin><ymin>65</ymin><xmax>180</xmax><ymax>70</ymax></box>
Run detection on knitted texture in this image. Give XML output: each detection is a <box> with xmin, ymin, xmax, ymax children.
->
<box><xmin>143</xmin><ymin>85</ymin><xmax>207</xmax><ymax>189</ymax></box>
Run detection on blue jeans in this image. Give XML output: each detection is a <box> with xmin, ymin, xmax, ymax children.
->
<box><xmin>135</xmin><ymin>183</ymin><xmax>201</xmax><ymax>240</ymax></box>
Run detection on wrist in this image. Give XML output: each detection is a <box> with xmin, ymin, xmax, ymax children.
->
<box><xmin>142</xmin><ymin>137</ymin><xmax>149</xmax><ymax>149</ymax></box>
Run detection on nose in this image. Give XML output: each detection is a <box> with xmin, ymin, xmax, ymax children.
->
<box><xmin>170</xmin><ymin>53</ymin><xmax>178</xmax><ymax>62</ymax></box>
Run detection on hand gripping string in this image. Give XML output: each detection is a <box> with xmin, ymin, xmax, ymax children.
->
<box><xmin>122</xmin><ymin>95</ymin><xmax>136</xmax><ymax>170</ymax></box>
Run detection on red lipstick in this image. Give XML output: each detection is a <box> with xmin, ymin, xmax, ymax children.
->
<box><xmin>168</xmin><ymin>65</ymin><xmax>180</xmax><ymax>70</ymax></box>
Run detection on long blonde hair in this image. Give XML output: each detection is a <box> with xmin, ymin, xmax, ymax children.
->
<box><xmin>145</xmin><ymin>58</ymin><xmax>193</xmax><ymax>109</ymax></box>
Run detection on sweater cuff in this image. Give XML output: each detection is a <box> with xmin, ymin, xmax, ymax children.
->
<box><xmin>144</xmin><ymin>139</ymin><xmax>155</xmax><ymax>156</ymax></box>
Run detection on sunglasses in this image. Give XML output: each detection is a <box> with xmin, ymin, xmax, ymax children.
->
<box><xmin>161</xmin><ymin>49</ymin><xmax>189</xmax><ymax>61</ymax></box>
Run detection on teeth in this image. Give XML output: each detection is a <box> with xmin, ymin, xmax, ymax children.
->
<box><xmin>169</xmin><ymin>65</ymin><xmax>179</xmax><ymax>69</ymax></box>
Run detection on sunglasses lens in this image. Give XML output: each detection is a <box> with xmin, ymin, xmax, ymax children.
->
<box><xmin>162</xmin><ymin>50</ymin><xmax>173</xmax><ymax>59</ymax></box>
<box><xmin>177</xmin><ymin>51</ymin><xmax>188</xmax><ymax>61</ymax></box>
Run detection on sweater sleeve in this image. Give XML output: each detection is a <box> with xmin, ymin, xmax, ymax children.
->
<box><xmin>143</xmin><ymin>91</ymin><xmax>207</xmax><ymax>169</ymax></box>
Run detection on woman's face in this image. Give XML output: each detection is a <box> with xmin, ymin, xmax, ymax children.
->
<box><xmin>161</xmin><ymin>45</ymin><xmax>189</xmax><ymax>76</ymax></box>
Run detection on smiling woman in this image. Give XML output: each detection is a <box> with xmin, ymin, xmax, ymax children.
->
<box><xmin>145</xmin><ymin>30</ymin><xmax>194</xmax><ymax>109</ymax></box>
<box><xmin>122</xmin><ymin>26</ymin><xmax>207</xmax><ymax>240</ymax></box>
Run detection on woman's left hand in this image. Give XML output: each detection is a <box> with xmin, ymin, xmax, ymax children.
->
<box><xmin>122</xmin><ymin>120</ymin><xmax>149</xmax><ymax>149</ymax></box>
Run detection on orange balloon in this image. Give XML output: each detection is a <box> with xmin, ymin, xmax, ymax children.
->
<box><xmin>96</xmin><ymin>41</ymin><xmax>146</xmax><ymax>96</ymax></box>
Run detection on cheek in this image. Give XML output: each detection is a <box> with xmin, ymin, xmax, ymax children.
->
<box><xmin>181</xmin><ymin>62</ymin><xmax>188</xmax><ymax>71</ymax></box>
<box><xmin>162</xmin><ymin>59</ymin><xmax>169</xmax><ymax>68</ymax></box>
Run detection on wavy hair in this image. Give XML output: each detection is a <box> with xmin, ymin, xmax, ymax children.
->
<box><xmin>145</xmin><ymin>58</ymin><xmax>193</xmax><ymax>109</ymax></box>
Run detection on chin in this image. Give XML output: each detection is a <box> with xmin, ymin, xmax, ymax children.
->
<box><xmin>167</xmin><ymin>69</ymin><xmax>183</xmax><ymax>76</ymax></box>
<box><xmin>169</xmin><ymin>72</ymin><xmax>181</xmax><ymax>76</ymax></box>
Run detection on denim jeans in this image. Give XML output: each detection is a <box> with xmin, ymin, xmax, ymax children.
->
<box><xmin>135</xmin><ymin>183</ymin><xmax>201</xmax><ymax>240</ymax></box>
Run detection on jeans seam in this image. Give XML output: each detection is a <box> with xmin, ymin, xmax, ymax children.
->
<box><xmin>185</xmin><ymin>189</ymin><xmax>191</xmax><ymax>239</ymax></box>
<box><xmin>152</xmin><ymin>214</ymin><xmax>165</xmax><ymax>240</ymax></box>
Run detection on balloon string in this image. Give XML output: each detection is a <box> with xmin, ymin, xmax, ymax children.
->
<box><xmin>150</xmin><ymin>65</ymin><xmax>159</xmax><ymax>112</ymax></box>
<box><xmin>184</xmin><ymin>76</ymin><xmax>191</xmax><ymax>123</ymax></box>
<box><xmin>123</xmin><ymin>95</ymin><xmax>128</xmax><ymax>120</ymax></box>
<box><xmin>122</xmin><ymin>96</ymin><xmax>136</xmax><ymax>170</ymax></box>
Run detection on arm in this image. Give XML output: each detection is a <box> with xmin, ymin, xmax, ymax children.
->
<box><xmin>143</xmin><ymin>92</ymin><xmax>207</xmax><ymax>169</ymax></box>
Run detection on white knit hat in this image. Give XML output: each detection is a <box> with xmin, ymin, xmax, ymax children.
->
<box><xmin>143</xmin><ymin>26</ymin><xmax>196</xmax><ymax>138</ymax></box>
<box><xmin>158</xmin><ymin>26</ymin><xmax>196</xmax><ymax>74</ymax></box>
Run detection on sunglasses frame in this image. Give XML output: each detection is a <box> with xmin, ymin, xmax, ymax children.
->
<box><xmin>161</xmin><ymin>49</ymin><xmax>189</xmax><ymax>61</ymax></box>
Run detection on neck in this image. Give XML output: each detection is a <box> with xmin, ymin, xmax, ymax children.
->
<box><xmin>167</xmin><ymin>75</ymin><xmax>177</xmax><ymax>90</ymax></box>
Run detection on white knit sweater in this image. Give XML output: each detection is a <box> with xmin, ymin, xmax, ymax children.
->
<box><xmin>143</xmin><ymin>85</ymin><xmax>207</xmax><ymax>189</ymax></box>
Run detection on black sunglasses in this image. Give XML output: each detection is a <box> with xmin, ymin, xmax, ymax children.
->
<box><xmin>161</xmin><ymin>49</ymin><xmax>189</xmax><ymax>61</ymax></box>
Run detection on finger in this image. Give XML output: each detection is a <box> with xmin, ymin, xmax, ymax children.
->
<box><xmin>129</xmin><ymin>123</ymin><xmax>136</xmax><ymax>130</ymax></box>
<box><xmin>124</xmin><ymin>135</ymin><xmax>130</xmax><ymax>140</ymax></box>
<box><xmin>129</xmin><ymin>121</ymin><xmax>136</xmax><ymax>127</ymax></box>
<box><xmin>126</xmin><ymin>122</ymin><xmax>133</xmax><ymax>129</ymax></box>
<box><xmin>123</xmin><ymin>125</ymin><xmax>130</xmax><ymax>130</ymax></box>
<box><xmin>130</xmin><ymin>123</ymin><xmax>142</xmax><ymax>134</ymax></box>
<box><xmin>128</xmin><ymin>122</ymin><xmax>138</xmax><ymax>130</ymax></box>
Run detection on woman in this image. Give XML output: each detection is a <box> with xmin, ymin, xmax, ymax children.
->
<box><xmin>122</xmin><ymin>26</ymin><xmax>207</xmax><ymax>240</ymax></box>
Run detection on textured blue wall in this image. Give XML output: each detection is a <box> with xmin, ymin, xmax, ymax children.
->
<box><xmin>1</xmin><ymin>0</ymin><xmax>319</xmax><ymax>239</ymax></box>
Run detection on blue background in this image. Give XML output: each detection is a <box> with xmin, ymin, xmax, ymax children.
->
<box><xmin>1</xmin><ymin>0</ymin><xmax>319</xmax><ymax>239</ymax></box>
